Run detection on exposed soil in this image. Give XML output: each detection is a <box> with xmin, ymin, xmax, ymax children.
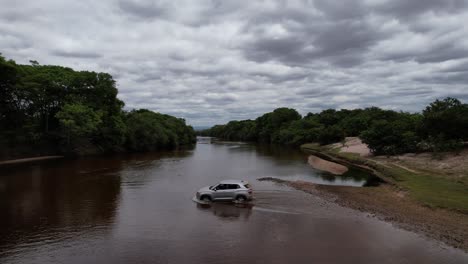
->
<box><xmin>307</xmin><ymin>155</ymin><xmax>348</xmax><ymax>175</ymax></box>
<box><xmin>373</xmin><ymin>150</ymin><xmax>468</xmax><ymax>181</ymax></box>
<box><xmin>299</xmin><ymin>137</ymin><xmax>468</xmax><ymax>251</ymax></box>
<box><xmin>333</xmin><ymin>137</ymin><xmax>371</xmax><ymax>157</ymax></box>
<box><xmin>258</xmin><ymin>177</ymin><xmax>468</xmax><ymax>252</ymax></box>
<box><xmin>337</xmin><ymin>137</ymin><xmax>468</xmax><ymax>181</ymax></box>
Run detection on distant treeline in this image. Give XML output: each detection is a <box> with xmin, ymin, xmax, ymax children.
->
<box><xmin>199</xmin><ymin>98</ymin><xmax>468</xmax><ymax>155</ymax></box>
<box><xmin>0</xmin><ymin>55</ymin><xmax>196</xmax><ymax>159</ymax></box>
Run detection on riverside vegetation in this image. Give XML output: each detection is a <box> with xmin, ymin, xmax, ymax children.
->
<box><xmin>199</xmin><ymin>97</ymin><xmax>468</xmax><ymax>215</ymax></box>
<box><xmin>0</xmin><ymin>55</ymin><xmax>196</xmax><ymax>159</ymax></box>
<box><xmin>199</xmin><ymin>99</ymin><xmax>468</xmax><ymax>155</ymax></box>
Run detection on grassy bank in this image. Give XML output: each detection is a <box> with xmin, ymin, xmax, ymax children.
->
<box><xmin>301</xmin><ymin>143</ymin><xmax>468</xmax><ymax>214</ymax></box>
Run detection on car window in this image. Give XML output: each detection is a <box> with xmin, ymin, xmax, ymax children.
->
<box><xmin>216</xmin><ymin>184</ymin><xmax>227</xmax><ymax>190</ymax></box>
<box><xmin>216</xmin><ymin>184</ymin><xmax>241</xmax><ymax>190</ymax></box>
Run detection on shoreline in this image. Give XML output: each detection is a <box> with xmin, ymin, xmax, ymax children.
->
<box><xmin>0</xmin><ymin>156</ymin><xmax>64</xmax><ymax>167</ymax></box>
<box><xmin>292</xmin><ymin>138</ymin><xmax>468</xmax><ymax>251</ymax></box>
<box><xmin>307</xmin><ymin>155</ymin><xmax>348</xmax><ymax>175</ymax></box>
<box><xmin>301</xmin><ymin>140</ymin><xmax>468</xmax><ymax>213</ymax></box>
<box><xmin>258</xmin><ymin>177</ymin><xmax>468</xmax><ymax>252</ymax></box>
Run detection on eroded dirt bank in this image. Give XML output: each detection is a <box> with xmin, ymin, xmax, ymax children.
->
<box><xmin>307</xmin><ymin>155</ymin><xmax>348</xmax><ymax>175</ymax></box>
<box><xmin>258</xmin><ymin>177</ymin><xmax>468</xmax><ymax>252</ymax></box>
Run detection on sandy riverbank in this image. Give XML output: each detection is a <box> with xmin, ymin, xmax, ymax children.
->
<box><xmin>330</xmin><ymin>137</ymin><xmax>468</xmax><ymax>182</ymax></box>
<box><xmin>292</xmin><ymin>137</ymin><xmax>468</xmax><ymax>251</ymax></box>
<box><xmin>307</xmin><ymin>155</ymin><xmax>348</xmax><ymax>175</ymax></box>
<box><xmin>331</xmin><ymin>137</ymin><xmax>371</xmax><ymax>157</ymax></box>
<box><xmin>258</xmin><ymin>177</ymin><xmax>468</xmax><ymax>252</ymax></box>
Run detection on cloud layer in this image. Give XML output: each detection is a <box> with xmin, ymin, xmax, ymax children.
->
<box><xmin>1</xmin><ymin>0</ymin><xmax>468</xmax><ymax>126</ymax></box>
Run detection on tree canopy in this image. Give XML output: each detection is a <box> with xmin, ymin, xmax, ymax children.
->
<box><xmin>200</xmin><ymin>98</ymin><xmax>468</xmax><ymax>155</ymax></box>
<box><xmin>0</xmin><ymin>55</ymin><xmax>196</xmax><ymax>158</ymax></box>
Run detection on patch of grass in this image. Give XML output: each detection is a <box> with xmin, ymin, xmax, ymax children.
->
<box><xmin>460</xmin><ymin>176</ymin><xmax>468</xmax><ymax>186</ymax></box>
<box><xmin>300</xmin><ymin>143</ymin><xmax>321</xmax><ymax>151</ymax></box>
<box><xmin>301</xmin><ymin>141</ymin><xmax>468</xmax><ymax>213</ymax></box>
<box><xmin>336</xmin><ymin>152</ymin><xmax>361</xmax><ymax>161</ymax></box>
<box><xmin>383</xmin><ymin>166</ymin><xmax>468</xmax><ymax>213</ymax></box>
<box><xmin>328</xmin><ymin>147</ymin><xmax>341</xmax><ymax>154</ymax></box>
<box><xmin>302</xmin><ymin>143</ymin><xmax>369</xmax><ymax>166</ymax></box>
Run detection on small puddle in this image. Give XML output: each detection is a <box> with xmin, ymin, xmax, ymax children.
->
<box><xmin>305</xmin><ymin>155</ymin><xmax>382</xmax><ymax>187</ymax></box>
<box><xmin>326</xmin><ymin>166</ymin><xmax>382</xmax><ymax>187</ymax></box>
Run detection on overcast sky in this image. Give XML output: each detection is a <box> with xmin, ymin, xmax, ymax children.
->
<box><xmin>1</xmin><ymin>0</ymin><xmax>468</xmax><ymax>126</ymax></box>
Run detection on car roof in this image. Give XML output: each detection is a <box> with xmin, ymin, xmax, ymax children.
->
<box><xmin>219</xmin><ymin>179</ymin><xmax>248</xmax><ymax>185</ymax></box>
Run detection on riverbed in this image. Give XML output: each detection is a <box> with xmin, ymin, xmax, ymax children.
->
<box><xmin>0</xmin><ymin>141</ymin><xmax>467</xmax><ymax>263</ymax></box>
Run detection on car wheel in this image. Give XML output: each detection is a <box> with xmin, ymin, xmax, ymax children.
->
<box><xmin>200</xmin><ymin>195</ymin><xmax>212</xmax><ymax>203</ymax></box>
<box><xmin>235</xmin><ymin>195</ymin><xmax>246</xmax><ymax>203</ymax></box>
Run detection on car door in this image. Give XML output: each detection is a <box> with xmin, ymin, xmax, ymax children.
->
<box><xmin>222</xmin><ymin>184</ymin><xmax>236</xmax><ymax>200</ymax></box>
<box><xmin>213</xmin><ymin>184</ymin><xmax>230</xmax><ymax>200</ymax></box>
<box><xmin>226</xmin><ymin>184</ymin><xmax>239</xmax><ymax>199</ymax></box>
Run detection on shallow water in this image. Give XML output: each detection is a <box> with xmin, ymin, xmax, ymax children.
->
<box><xmin>0</xmin><ymin>141</ymin><xmax>467</xmax><ymax>263</ymax></box>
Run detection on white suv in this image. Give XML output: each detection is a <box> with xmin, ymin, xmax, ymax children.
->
<box><xmin>196</xmin><ymin>180</ymin><xmax>253</xmax><ymax>203</ymax></box>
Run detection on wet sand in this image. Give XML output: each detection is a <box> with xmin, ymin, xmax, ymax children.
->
<box><xmin>259</xmin><ymin>177</ymin><xmax>468</xmax><ymax>252</ymax></box>
<box><xmin>302</xmin><ymin>137</ymin><xmax>468</xmax><ymax>251</ymax></box>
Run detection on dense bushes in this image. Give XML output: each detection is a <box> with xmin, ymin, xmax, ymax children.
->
<box><xmin>200</xmin><ymin>98</ymin><xmax>468</xmax><ymax>155</ymax></box>
<box><xmin>0</xmin><ymin>55</ymin><xmax>196</xmax><ymax>158</ymax></box>
<box><xmin>420</xmin><ymin>97</ymin><xmax>468</xmax><ymax>141</ymax></box>
<box><xmin>125</xmin><ymin>110</ymin><xmax>196</xmax><ymax>151</ymax></box>
<box><xmin>360</xmin><ymin>114</ymin><xmax>421</xmax><ymax>155</ymax></box>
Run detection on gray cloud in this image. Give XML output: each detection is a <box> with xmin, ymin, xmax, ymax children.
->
<box><xmin>1</xmin><ymin>0</ymin><xmax>467</xmax><ymax>126</ymax></box>
<box><xmin>118</xmin><ymin>0</ymin><xmax>169</xmax><ymax>20</ymax></box>
<box><xmin>373</xmin><ymin>0</ymin><xmax>468</xmax><ymax>18</ymax></box>
<box><xmin>242</xmin><ymin>3</ymin><xmax>388</xmax><ymax>67</ymax></box>
<box><xmin>52</xmin><ymin>50</ymin><xmax>102</xmax><ymax>59</ymax></box>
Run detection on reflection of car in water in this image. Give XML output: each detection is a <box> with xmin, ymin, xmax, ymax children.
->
<box><xmin>195</xmin><ymin>180</ymin><xmax>253</xmax><ymax>203</ymax></box>
<box><xmin>197</xmin><ymin>203</ymin><xmax>253</xmax><ymax>220</ymax></box>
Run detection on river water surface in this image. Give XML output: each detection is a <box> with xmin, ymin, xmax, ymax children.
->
<box><xmin>0</xmin><ymin>141</ymin><xmax>467</xmax><ymax>263</ymax></box>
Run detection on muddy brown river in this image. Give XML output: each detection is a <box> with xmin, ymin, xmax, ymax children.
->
<box><xmin>1</xmin><ymin>140</ymin><xmax>467</xmax><ymax>263</ymax></box>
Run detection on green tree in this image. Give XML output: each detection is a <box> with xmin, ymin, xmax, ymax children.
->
<box><xmin>361</xmin><ymin>113</ymin><xmax>421</xmax><ymax>155</ymax></box>
<box><xmin>55</xmin><ymin>103</ymin><xmax>103</xmax><ymax>146</ymax></box>
<box><xmin>125</xmin><ymin>109</ymin><xmax>195</xmax><ymax>152</ymax></box>
<box><xmin>0</xmin><ymin>55</ymin><xmax>196</xmax><ymax>158</ymax></box>
<box><xmin>421</xmin><ymin>97</ymin><xmax>468</xmax><ymax>141</ymax></box>
<box><xmin>200</xmin><ymin>97</ymin><xmax>467</xmax><ymax>156</ymax></box>
<box><xmin>256</xmin><ymin>108</ymin><xmax>301</xmax><ymax>143</ymax></box>
<box><xmin>318</xmin><ymin>125</ymin><xmax>344</xmax><ymax>145</ymax></box>
<box><xmin>0</xmin><ymin>55</ymin><xmax>19</xmax><ymax>132</ymax></box>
